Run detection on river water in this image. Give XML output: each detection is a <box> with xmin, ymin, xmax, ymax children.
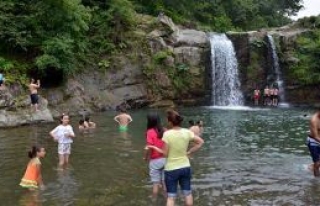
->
<box><xmin>0</xmin><ymin>107</ymin><xmax>319</xmax><ymax>206</ymax></box>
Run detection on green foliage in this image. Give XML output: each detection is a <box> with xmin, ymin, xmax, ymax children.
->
<box><xmin>166</xmin><ymin>64</ymin><xmax>192</xmax><ymax>92</ymax></box>
<box><xmin>153</xmin><ymin>50</ymin><xmax>172</xmax><ymax>64</ymax></box>
<box><xmin>130</xmin><ymin>0</ymin><xmax>302</xmax><ymax>30</ymax></box>
<box><xmin>0</xmin><ymin>0</ymin><xmax>308</xmax><ymax>88</ymax></box>
<box><xmin>291</xmin><ymin>30</ymin><xmax>320</xmax><ymax>84</ymax></box>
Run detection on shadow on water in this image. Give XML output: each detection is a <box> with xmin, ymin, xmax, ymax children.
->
<box><xmin>0</xmin><ymin>107</ymin><xmax>319</xmax><ymax>205</ymax></box>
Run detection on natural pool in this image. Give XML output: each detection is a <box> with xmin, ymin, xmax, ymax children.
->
<box><xmin>0</xmin><ymin>107</ymin><xmax>318</xmax><ymax>206</ymax></box>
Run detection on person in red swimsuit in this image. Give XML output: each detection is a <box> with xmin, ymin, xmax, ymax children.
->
<box><xmin>253</xmin><ymin>88</ymin><xmax>261</xmax><ymax>106</ymax></box>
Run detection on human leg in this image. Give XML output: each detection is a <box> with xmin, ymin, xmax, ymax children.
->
<box><xmin>165</xmin><ymin>170</ymin><xmax>179</xmax><ymax>206</ymax></box>
<box><xmin>178</xmin><ymin>167</ymin><xmax>193</xmax><ymax>206</ymax></box>
<box><xmin>307</xmin><ymin>143</ymin><xmax>320</xmax><ymax>176</ymax></box>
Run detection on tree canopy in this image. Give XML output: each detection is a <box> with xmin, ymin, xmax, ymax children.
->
<box><xmin>0</xmin><ymin>0</ymin><xmax>304</xmax><ymax>83</ymax></box>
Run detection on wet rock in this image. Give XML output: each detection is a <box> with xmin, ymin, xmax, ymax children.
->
<box><xmin>172</xmin><ymin>29</ymin><xmax>209</xmax><ymax>48</ymax></box>
<box><xmin>149</xmin><ymin>100</ymin><xmax>175</xmax><ymax>108</ymax></box>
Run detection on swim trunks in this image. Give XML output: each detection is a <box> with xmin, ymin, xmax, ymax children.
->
<box><xmin>119</xmin><ymin>125</ymin><xmax>128</xmax><ymax>132</ymax></box>
<box><xmin>30</xmin><ymin>94</ymin><xmax>39</xmax><ymax>105</ymax></box>
<box><xmin>307</xmin><ymin>136</ymin><xmax>320</xmax><ymax>163</ymax></box>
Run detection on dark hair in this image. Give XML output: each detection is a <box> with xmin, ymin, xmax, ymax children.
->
<box><xmin>28</xmin><ymin>146</ymin><xmax>42</xmax><ymax>158</ymax></box>
<box><xmin>189</xmin><ymin>120</ymin><xmax>195</xmax><ymax>126</ymax></box>
<box><xmin>84</xmin><ymin>116</ymin><xmax>90</xmax><ymax>121</ymax></box>
<box><xmin>79</xmin><ymin>119</ymin><xmax>85</xmax><ymax>125</ymax></box>
<box><xmin>147</xmin><ymin>112</ymin><xmax>164</xmax><ymax>139</ymax></box>
<box><xmin>59</xmin><ymin>113</ymin><xmax>67</xmax><ymax>124</ymax></box>
<box><xmin>167</xmin><ymin>110</ymin><xmax>183</xmax><ymax>126</ymax></box>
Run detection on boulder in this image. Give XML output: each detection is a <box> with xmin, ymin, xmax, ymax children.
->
<box><xmin>172</xmin><ymin>29</ymin><xmax>209</xmax><ymax>48</ymax></box>
<box><xmin>149</xmin><ymin>100</ymin><xmax>175</xmax><ymax>108</ymax></box>
<box><xmin>173</xmin><ymin>47</ymin><xmax>203</xmax><ymax>66</ymax></box>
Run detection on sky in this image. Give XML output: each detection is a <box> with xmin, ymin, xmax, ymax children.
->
<box><xmin>291</xmin><ymin>0</ymin><xmax>320</xmax><ymax>20</ymax></box>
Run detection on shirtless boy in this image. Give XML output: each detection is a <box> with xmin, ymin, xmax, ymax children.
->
<box><xmin>307</xmin><ymin>111</ymin><xmax>320</xmax><ymax>176</ymax></box>
<box><xmin>189</xmin><ymin>120</ymin><xmax>201</xmax><ymax>136</ymax></box>
<box><xmin>114</xmin><ymin>107</ymin><xmax>133</xmax><ymax>132</ymax></box>
<box><xmin>253</xmin><ymin>88</ymin><xmax>260</xmax><ymax>106</ymax></box>
<box><xmin>29</xmin><ymin>79</ymin><xmax>40</xmax><ymax>112</ymax></box>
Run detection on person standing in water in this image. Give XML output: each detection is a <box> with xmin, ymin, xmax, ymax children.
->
<box><xmin>148</xmin><ymin>110</ymin><xmax>204</xmax><ymax>206</ymax></box>
<box><xmin>49</xmin><ymin>114</ymin><xmax>75</xmax><ymax>169</ymax></box>
<box><xmin>307</xmin><ymin>111</ymin><xmax>320</xmax><ymax>176</ymax></box>
<box><xmin>263</xmin><ymin>85</ymin><xmax>270</xmax><ymax>106</ymax></box>
<box><xmin>273</xmin><ymin>86</ymin><xmax>279</xmax><ymax>106</ymax></box>
<box><xmin>20</xmin><ymin>146</ymin><xmax>46</xmax><ymax>190</ymax></box>
<box><xmin>144</xmin><ymin>112</ymin><xmax>166</xmax><ymax>200</ymax></box>
<box><xmin>253</xmin><ymin>88</ymin><xmax>260</xmax><ymax>106</ymax></box>
<box><xmin>29</xmin><ymin>78</ymin><xmax>41</xmax><ymax>112</ymax></box>
<box><xmin>114</xmin><ymin>107</ymin><xmax>133</xmax><ymax>132</ymax></box>
<box><xmin>189</xmin><ymin>120</ymin><xmax>201</xmax><ymax>136</ymax></box>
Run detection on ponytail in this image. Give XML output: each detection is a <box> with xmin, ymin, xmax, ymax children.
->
<box><xmin>28</xmin><ymin>146</ymin><xmax>41</xmax><ymax>159</ymax></box>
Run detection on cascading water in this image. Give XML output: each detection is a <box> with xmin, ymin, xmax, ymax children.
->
<box><xmin>267</xmin><ymin>34</ymin><xmax>287</xmax><ymax>104</ymax></box>
<box><xmin>209</xmin><ymin>33</ymin><xmax>244</xmax><ymax>106</ymax></box>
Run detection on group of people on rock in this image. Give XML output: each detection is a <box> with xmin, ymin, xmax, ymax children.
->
<box><xmin>19</xmin><ymin>108</ymin><xmax>204</xmax><ymax>206</ymax></box>
<box><xmin>253</xmin><ymin>85</ymin><xmax>279</xmax><ymax>106</ymax></box>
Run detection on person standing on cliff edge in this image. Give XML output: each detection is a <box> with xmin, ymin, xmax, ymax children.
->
<box><xmin>29</xmin><ymin>78</ymin><xmax>40</xmax><ymax>112</ymax></box>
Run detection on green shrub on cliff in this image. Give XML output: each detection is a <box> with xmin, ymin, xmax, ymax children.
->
<box><xmin>291</xmin><ymin>30</ymin><xmax>320</xmax><ymax>84</ymax></box>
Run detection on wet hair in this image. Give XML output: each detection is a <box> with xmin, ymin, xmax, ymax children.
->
<box><xmin>59</xmin><ymin>113</ymin><xmax>68</xmax><ymax>124</ymax></box>
<box><xmin>79</xmin><ymin>119</ymin><xmax>85</xmax><ymax>125</ymax></box>
<box><xmin>28</xmin><ymin>145</ymin><xmax>42</xmax><ymax>159</ymax></box>
<box><xmin>196</xmin><ymin>120</ymin><xmax>201</xmax><ymax>125</ymax></box>
<box><xmin>147</xmin><ymin>112</ymin><xmax>164</xmax><ymax>139</ymax></box>
<box><xmin>189</xmin><ymin>120</ymin><xmax>195</xmax><ymax>126</ymax></box>
<box><xmin>84</xmin><ymin>116</ymin><xmax>90</xmax><ymax>122</ymax></box>
<box><xmin>167</xmin><ymin>110</ymin><xmax>183</xmax><ymax>126</ymax></box>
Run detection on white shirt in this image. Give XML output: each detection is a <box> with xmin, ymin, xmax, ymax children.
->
<box><xmin>51</xmin><ymin>125</ymin><xmax>74</xmax><ymax>144</ymax></box>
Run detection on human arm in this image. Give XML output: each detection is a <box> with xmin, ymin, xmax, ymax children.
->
<box><xmin>146</xmin><ymin>145</ymin><xmax>166</xmax><ymax>155</ymax></box>
<box><xmin>49</xmin><ymin>127</ymin><xmax>58</xmax><ymax>141</ymax></box>
<box><xmin>310</xmin><ymin>117</ymin><xmax>320</xmax><ymax>142</ymax></box>
<box><xmin>36</xmin><ymin>163</ymin><xmax>45</xmax><ymax>189</ymax></box>
<box><xmin>143</xmin><ymin>146</ymin><xmax>150</xmax><ymax>161</ymax></box>
<box><xmin>37</xmin><ymin>80</ymin><xmax>41</xmax><ymax>88</ymax></box>
<box><xmin>67</xmin><ymin>126</ymin><xmax>75</xmax><ymax>138</ymax></box>
<box><xmin>114</xmin><ymin>115</ymin><xmax>120</xmax><ymax>123</ymax></box>
<box><xmin>187</xmin><ymin>135</ymin><xmax>204</xmax><ymax>156</ymax></box>
<box><xmin>128</xmin><ymin>115</ymin><xmax>133</xmax><ymax>123</ymax></box>
<box><xmin>89</xmin><ymin>121</ymin><xmax>96</xmax><ymax>128</ymax></box>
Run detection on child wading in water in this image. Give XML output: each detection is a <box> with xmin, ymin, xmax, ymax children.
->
<box><xmin>19</xmin><ymin>146</ymin><xmax>46</xmax><ymax>190</ymax></box>
<box><xmin>50</xmin><ymin>114</ymin><xmax>75</xmax><ymax>169</ymax></box>
<box><xmin>144</xmin><ymin>112</ymin><xmax>166</xmax><ymax>200</ymax></box>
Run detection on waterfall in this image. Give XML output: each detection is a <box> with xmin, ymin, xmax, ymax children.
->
<box><xmin>267</xmin><ymin>35</ymin><xmax>286</xmax><ymax>104</ymax></box>
<box><xmin>209</xmin><ymin>33</ymin><xmax>244</xmax><ymax>106</ymax></box>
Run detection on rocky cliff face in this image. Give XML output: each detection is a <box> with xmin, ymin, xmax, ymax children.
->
<box><xmin>0</xmin><ymin>16</ymin><xmax>316</xmax><ymax>127</ymax></box>
<box><xmin>227</xmin><ymin>25</ymin><xmax>312</xmax><ymax>105</ymax></box>
<box><xmin>0</xmin><ymin>15</ymin><xmax>211</xmax><ymax>127</ymax></box>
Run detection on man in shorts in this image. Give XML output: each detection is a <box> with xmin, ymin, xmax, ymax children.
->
<box><xmin>114</xmin><ymin>107</ymin><xmax>133</xmax><ymax>132</ymax></box>
<box><xmin>307</xmin><ymin>111</ymin><xmax>320</xmax><ymax>176</ymax></box>
<box><xmin>29</xmin><ymin>79</ymin><xmax>40</xmax><ymax>112</ymax></box>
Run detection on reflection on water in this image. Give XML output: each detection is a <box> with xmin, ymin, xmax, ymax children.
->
<box><xmin>0</xmin><ymin>108</ymin><xmax>319</xmax><ymax>205</ymax></box>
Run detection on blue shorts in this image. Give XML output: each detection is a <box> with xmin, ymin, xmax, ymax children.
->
<box><xmin>308</xmin><ymin>143</ymin><xmax>320</xmax><ymax>163</ymax></box>
<box><xmin>149</xmin><ymin>158</ymin><xmax>166</xmax><ymax>183</ymax></box>
<box><xmin>165</xmin><ymin>167</ymin><xmax>192</xmax><ymax>198</ymax></box>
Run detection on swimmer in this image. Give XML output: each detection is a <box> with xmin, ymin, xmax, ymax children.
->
<box><xmin>78</xmin><ymin>119</ymin><xmax>87</xmax><ymax>132</ymax></box>
<box><xmin>114</xmin><ymin>107</ymin><xmax>132</xmax><ymax>132</ymax></box>
<box><xmin>84</xmin><ymin>116</ymin><xmax>96</xmax><ymax>129</ymax></box>
<box><xmin>189</xmin><ymin>120</ymin><xmax>200</xmax><ymax>136</ymax></box>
